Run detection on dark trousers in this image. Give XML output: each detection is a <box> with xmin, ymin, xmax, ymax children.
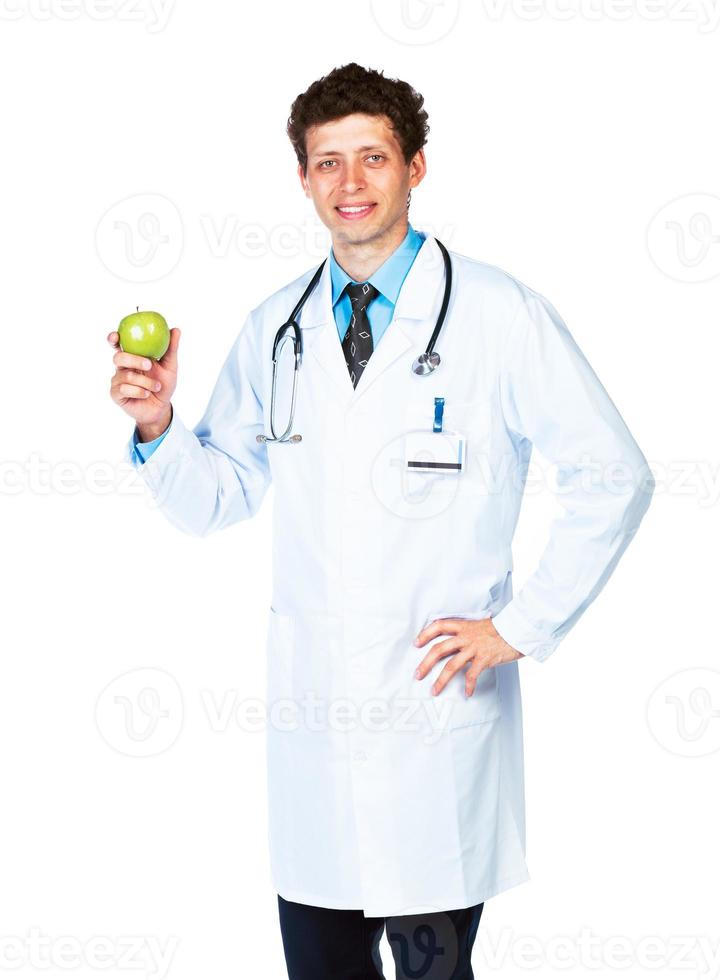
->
<box><xmin>277</xmin><ymin>894</ymin><xmax>484</xmax><ymax>980</ymax></box>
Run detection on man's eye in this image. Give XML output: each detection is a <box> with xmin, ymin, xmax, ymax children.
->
<box><xmin>319</xmin><ymin>160</ymin><xmax>336</xmax><ymax>169</ymax></box>
<box><xmin>368</xmin><ymin>154</ymin><xmax>384</xmax><ymax>162</ymax></box>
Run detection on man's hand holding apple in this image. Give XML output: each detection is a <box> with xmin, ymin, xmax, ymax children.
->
<box><xmin>108</xmin><ymin>326</ymin><xmax>181</xmax><ymax>442</ymax></box>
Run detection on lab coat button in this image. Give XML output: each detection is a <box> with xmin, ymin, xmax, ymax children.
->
<box><xmin>352</xmin><ymin>750</ymin><xmax>368</xmax><ymax>764</ymax></box>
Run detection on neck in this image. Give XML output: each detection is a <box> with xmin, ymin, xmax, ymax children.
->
<box><xmin>331</xmin><ymin>212</ymin><xmax>409</xmax><ymax>282</ymax></box>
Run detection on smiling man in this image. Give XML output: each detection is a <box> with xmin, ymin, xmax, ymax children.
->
<box><xmin>298</xmin><ymin>109</ymin><xmax>425</xmax><ymax>287</ymax></box>
<box><xmin>109</xmin><ymin>63</ymin><xmax>655</xmax><ymax>979</ymax></box>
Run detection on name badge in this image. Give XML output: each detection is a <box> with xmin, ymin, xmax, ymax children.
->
<box><xmin>404</xmin><ymin>396</ymin><xmax>466</xmax><ymax>474</ymax></box>
<box><xmin>404</xmin><ymin>429</ymin><xmax>466</xmax><ymax>474</ymax></box>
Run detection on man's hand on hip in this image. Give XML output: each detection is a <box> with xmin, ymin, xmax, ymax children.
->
<box><xmin>413</xmin><ymin>617</ymin><xmax>524</xmax><ymax>698</ymax></box>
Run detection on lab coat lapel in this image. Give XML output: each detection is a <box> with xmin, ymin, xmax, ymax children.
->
<box><xmin>353</xmin><ymin>235</ymin><xmax>447</xmax><ymax>400</ymax></box>
<box><xmin>297</xmin><ymin>234</ymin><xmax>446</xmax><ymax>406</ymax></box>
<box><xmin>297</xmin><ymin>256</ymin><xmax>354</xmax><ymax>408</ymax></box>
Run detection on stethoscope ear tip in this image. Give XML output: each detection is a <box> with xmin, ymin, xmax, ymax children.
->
<box><xmin>256</xmin><ymin>432</ymin><xmax>302</xmax><ymax>444</ymax></box>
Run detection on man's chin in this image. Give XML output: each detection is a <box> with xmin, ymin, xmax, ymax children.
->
<box><xmin>329</xmin><ymin>214</ymin><xmax>385</xmax><ymax>245</ymax></box>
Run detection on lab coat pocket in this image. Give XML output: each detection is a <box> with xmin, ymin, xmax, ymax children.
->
<box><xmin>265</xmin><ymin>607</ymin><xmax>295</xmax><ymax>709</ymax></box>
<box><xmin>407</xmin><ymin>610</ymin><xmax>501</xmax><ymax>733</ymax></box>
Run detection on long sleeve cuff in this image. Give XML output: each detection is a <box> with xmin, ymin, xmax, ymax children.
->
<box><xmin>133</xmin><ymin>422</ymin><xmax>171</xmax><ymax>464</ymax></box>
<box><xmin>127</xmin><ymin>412</ymin><xmax>173</xmax><ymax>468</ymax></box>
<box><xmin>492</xmin><ymin>602</ymin><xmax>561</xmax><ymax>664</ymax></box>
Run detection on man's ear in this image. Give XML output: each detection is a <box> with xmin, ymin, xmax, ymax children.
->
<box><xmin>409</xmin><ymin>147</ymin><xmax>427</xmax><ymax>191</ymax></box>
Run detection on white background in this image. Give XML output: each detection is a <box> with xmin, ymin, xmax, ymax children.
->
<box><xmin>1</xmin><ymin>1</ymin><xmax>718</xmax><ymax>978</ymax></box>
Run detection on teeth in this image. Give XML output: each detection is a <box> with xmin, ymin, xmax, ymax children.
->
<box><xmin>339</xmin><ymin>205</ymin><xmax>372</xmax><ymax>213</ymax></box>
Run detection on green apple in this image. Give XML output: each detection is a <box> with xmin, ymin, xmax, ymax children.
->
<box><xmin>118</xmin><ymin>308</ymin><xmax>170</xmax><ymax>360</ymax></box>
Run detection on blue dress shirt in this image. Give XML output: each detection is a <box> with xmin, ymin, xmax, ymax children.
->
<box><xmin>132</xmin><ymin>224</ymin><xmax>426</xmax><ymax>464</ymax></box>
<box><xmin>329</xmin><ymin>223</ymin><xmax>425</xmax><ymax>347</ymax></box>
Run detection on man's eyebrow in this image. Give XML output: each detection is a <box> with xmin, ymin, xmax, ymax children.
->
<box><xmin>310</xmin><ymin>144</ymin><xmax>390</xmax><ymax>159</ymax></box>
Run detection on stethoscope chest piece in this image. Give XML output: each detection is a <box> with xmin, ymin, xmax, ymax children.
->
<box><xmin>411</xmin><ymin>351</ymin><xmax>441</xmax><ymax>376</ymax></box>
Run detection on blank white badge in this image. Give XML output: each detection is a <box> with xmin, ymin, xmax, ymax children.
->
<box><xmin>404</xmin><ymin>429</ymin><xmax>466</xmax><ymax>474</ymax></box>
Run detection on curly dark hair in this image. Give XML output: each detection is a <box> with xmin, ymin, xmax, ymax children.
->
<box><xmin>287</xmin><ymin>62</ymin><xmax>429</xmax><ymax>175</ymax></box>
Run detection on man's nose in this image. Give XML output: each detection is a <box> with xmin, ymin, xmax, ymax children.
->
<box><xmin>341</xmin><ymin>161</ymin><xmax>366</xmax><ymax>193</ymax></box>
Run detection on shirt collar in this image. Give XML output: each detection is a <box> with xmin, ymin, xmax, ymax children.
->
<box><xmin>329</xmin><ymin>223</ymin><xmax>425</xmax><ymax>308</ymax></box>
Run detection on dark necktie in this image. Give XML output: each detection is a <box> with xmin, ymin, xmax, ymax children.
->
<box><xmin>342</xmin><ymin>281</ymin><xmax>379</xmax><ymax>388</ymax></box>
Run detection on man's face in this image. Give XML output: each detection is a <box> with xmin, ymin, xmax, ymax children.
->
<box><xmin>298</xmin><ymin>112</ymin><xmax>425</xmax><ymax>246</ymax></box>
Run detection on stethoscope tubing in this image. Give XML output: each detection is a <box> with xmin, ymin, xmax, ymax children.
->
<box><xmin>272</xmin><ymin>257</ymin><xmax>328</xmax><ymax>362</ymax></box>
<box><xmin>426</xmin><ymin>238</ymin><xmax>452</xmax><ymax>359</ymax></box>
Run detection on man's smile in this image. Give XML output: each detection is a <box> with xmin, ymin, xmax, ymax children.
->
<box><xmin>335</xmin><ymin>203</ymin><xmax>377</xmax><ymax>220</ymax></box>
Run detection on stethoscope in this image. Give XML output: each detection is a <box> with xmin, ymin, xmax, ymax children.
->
<box><xmin>257</xmin><ymin>237</ymin><xmax>452</xmax><ymax>444</ymax></box>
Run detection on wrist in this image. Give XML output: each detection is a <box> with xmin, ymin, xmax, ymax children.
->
<box><xmin>489</xmin><ymin>616</ymin><xmax>524</xmax><ymax>660</ymax></box>
<box><xmin>136</xmin><ymin>405</ymin><xmax>172</xmax><ymax>443</ymax></box>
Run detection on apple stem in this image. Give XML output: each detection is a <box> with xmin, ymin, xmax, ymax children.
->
<box><xmin>136</xmin><ymin>306</ymin><xmax>139</xmax><ymax>312</ymax></box>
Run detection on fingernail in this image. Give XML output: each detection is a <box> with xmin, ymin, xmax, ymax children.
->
<box><xmin>414</xmin><ymin>668</ymin><xmax>421</xmax><ymax>679</ymax></box>
<box><xmin>144</xmin><ymin>360</ymin><xmax>151</xmax><ymax>370</ymax></box>
<box><xmin>154</xmin><ymin>382</ymin><xmax>161</xmax><ymax>391</ymax></box>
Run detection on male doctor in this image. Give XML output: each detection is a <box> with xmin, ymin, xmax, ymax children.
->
<box><xmin>108</xmin><ymin>63</ymin><xmax>655</xmax><ymax>980</ymax></box>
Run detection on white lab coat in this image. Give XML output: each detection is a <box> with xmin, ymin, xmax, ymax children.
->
<box><xmin>126</xmin><ymin>233</ymin><xmax>654</xmax><ymax>916</ymax></box>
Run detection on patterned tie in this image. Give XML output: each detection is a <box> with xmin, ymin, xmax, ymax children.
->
<box><xmin>342</xmin><ymin>281</ymin><xmax>379</xmax><ymax>388</ymax></box>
